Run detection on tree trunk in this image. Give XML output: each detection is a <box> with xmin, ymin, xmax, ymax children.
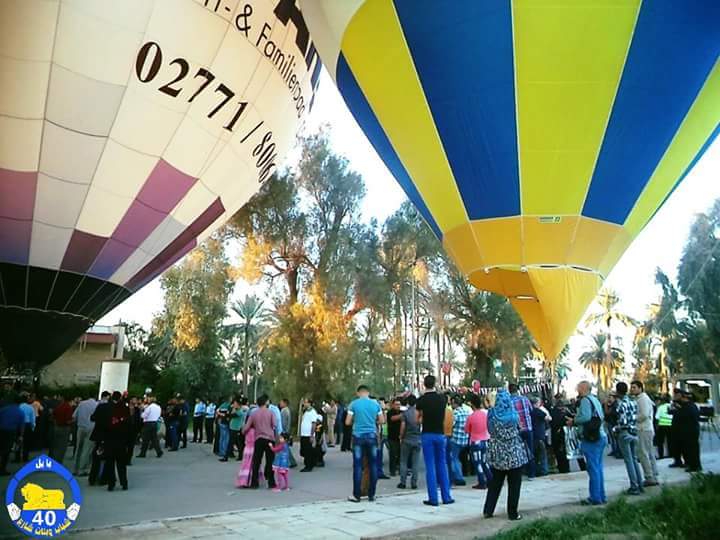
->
<box><xmin>411</xmin><ymin>275</ymin><xmax>417</xmax><ymax>390</ymax></box>
<box><xmin>604</xmin><ymin>323</ymin><xmax>612</xmax><ymax>393</ymax></box>
<box><xmin>659</xmin><ymin>341</ymin><xmax>668</xmax><ymax>394</ymax></box>
<box><xmin>242</xmin><ymin>326</ymin><xmax>249</xmax><ymax>396</ymax></box>
<box><xmin>436</xmin><ymin>332</ymin><xmax>441</xmax><ymax>383</ymax></box>
<box><xmin>286</xmin><ymin>266</ymin><xmax>299</xmax><ymax>305</ymax></box>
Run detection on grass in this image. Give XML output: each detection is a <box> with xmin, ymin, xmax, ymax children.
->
<box><xmin>488</xmin><ymin>473</ymin><xmax>720</xmax><ymax>540</ymax></box>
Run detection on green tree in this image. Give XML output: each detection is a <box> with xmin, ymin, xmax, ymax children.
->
<box><xmin>377</xmin><ymin>202</ymin><xmax>440</xmax><ymax>389</ymax></box>
<box><xmin>230</xmin><ymin>129</ymin><xmax>367</xmax><ymax>310</ymax></box>
<box><xmin>635</xmin><ymin>268</ymin><xmax>718</xmax><ymax>388</ymax></box>
<box><xmin>678</xmin><ymin>200</ymin><xmax>720</xmax><ymax>364</ymax></box>
<box><xmin>122</xmin><ymin>322</ymin><xmax>158</xmax><ymax>390</ymax></box>
<box><xmin>229</xmin><ymin>130</ymin><xmax>375</xmax><ymax>403</ymax></box>
<box><xmin>584</xmin><ymin>288</ymin><xmax>637</xmax><ymax>385</ymax></box>
<box><xmin>579</xmin><ymin>333</ymin><xmax>624</xmax><ymax>391</ymax></box>
<box><xmin>225</xmin><ymin>294</ymin><xmax>270</xmax><ymax>395</ymax></box>
<box><xmin>447</xmin><ymin>266</ymin><xmax>532</xmax><ymax>385</ymax></box>
<box><xmin>153</xmin><ymin>236</ymin><xmax>236</xmax><ymax>399</ymax></box>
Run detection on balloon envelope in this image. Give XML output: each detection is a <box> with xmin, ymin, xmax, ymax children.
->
<box><xmin>302</xmin><ymin>0</ymin><xmax>720</xmax><ymax>358</ymax></box>
<box><xmin>0</xmin><ymin>0</ymin><xmax>320</xmax><ymax>367</ymax></box>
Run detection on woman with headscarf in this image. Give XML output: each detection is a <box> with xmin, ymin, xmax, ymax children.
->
<box><xmin>483</xmin><ymin>390</ymin><xmax>528</xmax><ymax>521</ymax></box>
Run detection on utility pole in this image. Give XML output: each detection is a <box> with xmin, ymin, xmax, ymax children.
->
<box><xmin>411</xmin><ymin>266</ymin><xmax>417</xmax><ymax>391</ymax></box>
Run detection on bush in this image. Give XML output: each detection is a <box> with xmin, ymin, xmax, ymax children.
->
<box><xmin>489</xmin><ymin>473</ymin><xmax>720</xmax><ymax>540</ymax></box>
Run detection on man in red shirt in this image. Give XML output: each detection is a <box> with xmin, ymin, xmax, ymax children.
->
<box><xmin>50</xmin><ymin>395</ymin><xmax>74</xmax><ymax>464</ymax></box>
<box><xmin>243</xmin><ymin>394</ymin><xmax>277</xmax><ymax>489</ymax></box>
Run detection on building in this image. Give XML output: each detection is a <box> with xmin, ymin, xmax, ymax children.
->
<box><xmin>41</xmin><ymin>325</ymin><xmax>125</xmax><ymax>387</ymax></box>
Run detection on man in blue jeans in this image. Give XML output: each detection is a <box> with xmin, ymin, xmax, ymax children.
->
<box><xmin>448</xmin><ymin>396</ymin><xmax>469</xmax><ymax>486</ymax></box>
<box><xmin>569</xmin><ymin>381</ymin><xmax>607</xmax><ymax>506</ymax></box>
<box><xmin>614</xmin><ymin>382</ymin><xmax>645</xmax><ymax>495</ymax></box>
<box><xmin>346</xmin><ymin>385</ymin><xmax>385</xmax><ymax>503</ymax></box>
<box><xmin>417</xmin><ymin>375</ymin><xmax>453</xmax><ymax>507</ymax></box>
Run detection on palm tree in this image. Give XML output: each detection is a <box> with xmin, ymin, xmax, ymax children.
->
<box><xmin>225</xmin><ymin>295</ymin><xmax>270</xmax><ymax>395</ymax></box>
<box><xmin>633</xmin><ymin>270</ymin><xmax>684</xmax><ymax>392</ymax></box>
<box><xmin>532</xmin><ymin>343</ymin><xmax>569</xmax><ymax>394</ymax></box>
<box><xmin>579</xmin><ymin>334</ymin><xmax>624</xmax><ymax>391</ymax></box>
<box><xmin>426</xmin><ymin>288</ymin><xmax>453</xmax><ymax>383</ymax></box>
<box><xmin>585</xmin><ymin>288</ymin><xmax>636</xmax><ymax>382</ymax></box>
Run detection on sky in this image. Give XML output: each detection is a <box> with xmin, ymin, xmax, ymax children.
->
<box><xmin>99</xmin><ymin>70</ymin><xmax>720</xmax><ymax>387</ymax></box>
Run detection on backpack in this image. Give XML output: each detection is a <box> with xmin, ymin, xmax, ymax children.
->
<box><xmin>582</xmin><ymin>397</ymin><xmax>602</xmax><ymax>442</ymax></box>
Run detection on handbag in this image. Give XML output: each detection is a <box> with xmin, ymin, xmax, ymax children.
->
<box><xmin>156</xmin><ymin>417</ymin><xmax>166</xmax><ymax>439</ymax></box>
<box><xmin>582</xmin><ymin>397</ymin><xmax>602</xmax><ymax>442</ymax></box>
<box><xmin>564</xmin><ymin>426</ymin><xmax>583</xmax><ymax>461</ymax></box>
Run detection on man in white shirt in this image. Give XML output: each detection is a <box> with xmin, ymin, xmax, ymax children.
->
<box><xmin>72</xmin><ymin>396</ymin><xmax>97</xmax><ymax>476</ymax></box>
<box><xmin>192</xmin><ymin>398</ymin><xmax>206</xmax><ymax>443</ymax></box>
<box><xmin>299</xmin><ymin>399</ymin><xmax>318</xmax><ymax>472</ymax></box>
<box><xmin>137</xmin><ymin>396</ymin><xmax>163</xmax><ymax>458</ymax></box>
<box><xmin>631</xmin><ymin>380</ymin><xmax>658</xmax><ymax>486</ymax></box>
<box><xmin>205</xmin><ymin>401</ymin><xmax>217</xmax><ymax>445</ymax></box>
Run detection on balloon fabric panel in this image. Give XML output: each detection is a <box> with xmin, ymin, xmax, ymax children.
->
<box><xmin>393</xmin><ymin>0</ymin><xmax>520</xmax><ymax>220</ymax></box>
<box><xmin>582</xmin><ymin>0</ymin><xmax>720</xmax><ymax>224</ymax></box>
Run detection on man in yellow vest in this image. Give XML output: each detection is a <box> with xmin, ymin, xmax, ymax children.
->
<box><xmin>655</xmin><ymin>395</ymin><xmax>673</xmax><ymax>460</ymax></box>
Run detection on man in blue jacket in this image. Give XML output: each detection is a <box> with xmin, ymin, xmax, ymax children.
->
<box><xmin>568</xmin><ymin>381</ymin><xmax>607</xmax><ymax>506</ymax></box>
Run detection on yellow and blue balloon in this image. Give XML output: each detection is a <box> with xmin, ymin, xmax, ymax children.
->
<box><xmin>302</xmin><ymin>0</ymin><xmax>720</xmax><ymax>359</ymax></box>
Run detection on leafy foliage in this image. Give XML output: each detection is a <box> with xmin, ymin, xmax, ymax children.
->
<box><xmin>579</xmin><ymin>333</ymin><xmax>624</xmax><ymax>391</ymax></box>
<box><xmin>631</xmin><ymin>202</ymin><xmax>720</xmax><ymax>388</ymax></box>
<box><xmin>146</xmin><ymin>237</ymin><xmax>237</xmax><ymax>400</ymax></box>
<box><xmin>489</xmin><ymin>473</ymin><xmax>720</xmax><ymax>540</ymax></box>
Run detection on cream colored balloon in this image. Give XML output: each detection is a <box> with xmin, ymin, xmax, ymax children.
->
<box><xmin>0</xmin><ymin>0</ymin><xmax>321</xmax><ymax>367</ymax></box>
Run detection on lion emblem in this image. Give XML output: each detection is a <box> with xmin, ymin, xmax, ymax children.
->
<box><xmin>20</xmin><ymin>483</ymin><xmax>66</xmax><ymax>510</ymax></box>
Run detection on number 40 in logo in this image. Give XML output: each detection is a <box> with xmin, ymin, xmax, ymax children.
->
<box><xmin>32</xmin><ymin>509</ymin><xmax>59</xmax><ymax>527</ymax></box>
<box><xmin>5</xmin><ymin>455</ymin><xmax>83</xmax><ymax>537</ymax></box>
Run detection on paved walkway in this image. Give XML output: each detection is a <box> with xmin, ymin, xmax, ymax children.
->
<box><xmin>65</xmin><ymin>448</ymin><xmax>719</xmax><ymax>540</ymax></box>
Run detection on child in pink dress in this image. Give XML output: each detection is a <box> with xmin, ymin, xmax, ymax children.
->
<box><xmin>270</xmin><ymin>433</ymin><xmax>291</xmax><ymax>492</ymax></box>
<box><xmin>236</xmin><ymin>426</ymin><xmax>261</xmax><ymax>487</ymax></box>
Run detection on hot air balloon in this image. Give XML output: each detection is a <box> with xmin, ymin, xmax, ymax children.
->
<box><xmin>301</xmin><ymin>0</ymin><xmax>720</xmax><ymax>359</ymax></box>
<box><xmin>0</xmin><ymin>0</ymin><xmax>321</xmax><ymax>369</ymax></box>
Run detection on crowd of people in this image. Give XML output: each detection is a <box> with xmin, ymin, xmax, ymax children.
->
<box><xmin>0</xmin><ymin>388</ymin><xmax>141</xmax><ymax>491</ymax></box>
<box><xmin>0</xmin><ymin>375</ymin><xmax>705</xmax><ymax>519</ymax></box>
<box><xmin>339</xmin><ymin>376</ymin><xmax>704</xmax><ymax>520</ymax></box>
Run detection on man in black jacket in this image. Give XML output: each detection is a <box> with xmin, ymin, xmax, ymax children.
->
<box><xmin>89</xmin><ymin>391</ymin><xmax>111</xmax><ymax>486</ymax></box>
<box><xmin>103</xmin><ymin>392</ymin><xmax>130</xmax><ymax>491</ymax></box>
<box><xmin>549</xmin><ymin>398</ymin><xmax>570</xmax><ymax>473</ymax></box>
<box><xmin>676</xmin><ymin>391</ymin><xmax>701</xmax><ymax>472</ymax></box>
<box><xmin>668</xmin><ymin>389</ymin><xmax>684</xmax><ymax>468</ymax></box>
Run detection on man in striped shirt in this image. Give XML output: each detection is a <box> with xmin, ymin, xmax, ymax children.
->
<box><xmin>615</xmin><ymin>382</ymin><xmax>644</xmax><ymax>495</ymax></box>
<box><xmin>448</xmin><ymin>396</ymin><xmax>470</xmax><ymax>486</ymax></box>
<box><xmin>509</xmin><ymin>384</ymin><xmax>535</xmax><ymax>478</ymax></box>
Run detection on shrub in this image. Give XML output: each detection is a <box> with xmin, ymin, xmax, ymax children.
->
<box><xmin>489</xmin><ymin>474</ymin><xmax>720</xmax><ymax>540</ymax></box>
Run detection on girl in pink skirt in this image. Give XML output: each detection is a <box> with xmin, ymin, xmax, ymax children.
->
<box><xmin>236</xmin><ymin>426</ymin><xmax>262</xmax><ymax>487</ymax></box>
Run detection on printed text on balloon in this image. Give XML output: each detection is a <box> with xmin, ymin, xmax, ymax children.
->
<box><xmin>135</xmin><ymin>41</ymin><xmax>248</xmax><ymax>132</ymax></box>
